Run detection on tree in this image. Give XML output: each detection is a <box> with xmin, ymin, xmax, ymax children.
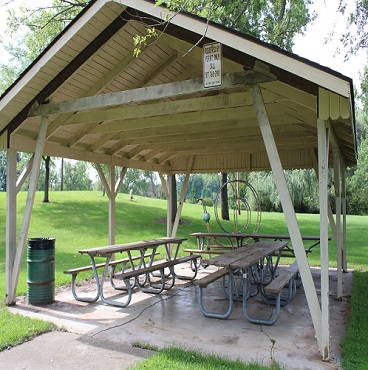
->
<box><xmin>153</xmin><ymin>0</ymin><xmax>314</xmax><ymax>52</ymax></box>
<box><xmin>171</xmin><ymin>175</ymin><xmax>177</xmax><ymax>223</ymax></box>
<box><xmin>0</xmin><ymin>0</ymin><xmax>88</xmax><ymax>94</ymax></box>
<box><xmin>338</xmin><ymin>0</ymin><xmax>368</xmax><ymax>57</ymax></box>
<box><xmin>63</xmin><ymin>160</ymin><xmax>92</xmax><ymax>190</ymax></box>
<box><xmin>220</xmin><ymin>173</ymin><xmax>229</xmax><ymax>220</ymax></box>
<box><xmin>0</xmin><ymin>152</ymin><xmax>6</xmax><ymax>192</ymax></box>
<box><xmin>43</xmin><ymin>156</ymin><xmax>51</xmax><ymax>202</ymax></box>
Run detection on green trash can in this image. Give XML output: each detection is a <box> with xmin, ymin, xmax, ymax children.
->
<box><xmin>27</xmin><ymin>238</ymin><xmax>55</xmax><ymax>304</ymax></box>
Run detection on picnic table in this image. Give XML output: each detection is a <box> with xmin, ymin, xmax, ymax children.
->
<box><xmin>65</xmin><ymin>237</ymin><xmax>200</xmax><ymax>307</ymax></box>
<box><xmin>194</xmin><ymin>240</ymin><xmax>299</xmax><ymax>325</ymax></box>
<box><xmin>189</xmin><ymin>232</ymin><xmax>329</xmax><ymax>258</ymax></box>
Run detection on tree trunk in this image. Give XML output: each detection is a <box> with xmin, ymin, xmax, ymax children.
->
<box><xmin>61</xmin><ymin>158</ymin><xmax>64</xmax><ymax>191</ymax></box>
<box><xmin>221</xmin><ymin>172</ymin><xmax>229</xmax><ymax>220</ymax></box>
<box><xmin>43</xmin><ymin>156</ymin><xmax>50</xmax><ymax>203</ymax></box>
<box><xmin>171</xmin><ymin>174</ymin><xmax>177</xmax><ymax>223</ymax></box>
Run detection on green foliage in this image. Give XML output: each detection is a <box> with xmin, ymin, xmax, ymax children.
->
<box><xmin>120</xmin><ymin>169</ymin><xmax>152</xmax><ymax>197</ymax></box>
<box><xmin>202</xmin><ymin>197</ymin><xmax>213</xmax><ymax>207</ymax></box>
<box><xmin>347</xmin><ymin>136</ymin><xmax>368</xmax><ymax>214</ymax></box>
<box><xmin>0</xmin><ymin>192</ymin><xmax>368</xmax><ymax>362</ymax></box>
<box><xmin>338</xmin><ymin>0</ymin><xmax>368</xmax><ymax>57</ymax></box>
<box><xmin>130</xmin><ymin>346</ymin><xmax>284</xmax><ymax>370</ymax></box>
<box><xmin>133</xmin><ymin>27</ymin><xmax>158</xmax><ymax>57</ymax></box>
<box><xmin>136</xmin><ymin>0</ymin><xmax>314</xmax><ymax>59</ymax></box>
<box><xmin>342</xmin><ymin>271</ymin><xmax>368</xmax><ymax>370</ymax></box>
<box><xmin>63</xmin><ymin>160</ymin><xmax>92</xmax><ymax>190</ymax></box>
<box><xmin>0</xmin><ymin>0</ymin><xmax>88</xmax><ymax>94</ymax></box>
<box><xmin>155</xmin><ymin>0</ymin><xmax>314</xmax><ymax>51</ymax></box>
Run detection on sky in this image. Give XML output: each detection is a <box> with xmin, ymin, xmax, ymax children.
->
<box><xmin>293</xmin><ymin>0</ymin><xmax>366</xmax><ymax>89</ymax></box>
<box><xmin>0</xmin><ymin>0</ymin><xmax>366</xmax><ymax>89</ymax></box>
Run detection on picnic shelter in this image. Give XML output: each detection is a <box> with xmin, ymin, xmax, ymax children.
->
<box><xmin>0</xmin><ymin>0</ymin><xmax>357</xmax><ymax>361</ymax></box>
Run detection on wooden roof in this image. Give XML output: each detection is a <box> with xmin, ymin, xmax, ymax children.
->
<box><xmin>0</xmin><ymin>0</ymin><xmax>357</xmax><ymax>173</ymax></box>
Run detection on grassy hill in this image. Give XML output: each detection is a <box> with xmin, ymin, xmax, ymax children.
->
<box><xmin>0</xmin><ymin>190</ymin><xmax>367</xmax><ymax>296</ymax></box>
<box><xmin>0</xmin><ymin>191</ymin><xmax>368</xmax><ymax>367</ymax></box>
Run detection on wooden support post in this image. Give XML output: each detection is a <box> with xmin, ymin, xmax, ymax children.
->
<box><xmin>166</xmin><ymin>174</ymin><xmax>173</xmax><ymax>239</ymax></box>
<box><xmin>317</xmin><ymin>118</ymin><xmax>330</xmax><ymax>360</ymax></box>
<box><xmin>16</xmin><ymin>154</ymin><xmax>34</xmax><ymax>193</ymax></box>
<box><xmin>6</xmin><ymin>148</ymin><xmax>17</xmax><ymax>305</ymax></box>
<box><xmin>171</xmin><ymin>156</ymin><xmax>194</xmax><ymax>237</ymax></box>
<box><xmin>341</xmin><ymin>169</ymin><xmax>348</xmax><ymax>272</ymax></box>
<box><xmin>159</xmin><ymin>173</ymin><xmax>169</xmax><ymax>198</ymax></box>
<box><xmin>115</xmin><ymin>167</ymin><xmax>127</xmax><ymax>194</ymax></box>
<box><xmin>333</xmin><ymin>151</ymin><xmax>343</xmax><ymax>299</ymax></box>
<box><xmin>250</xmin><ymin>84</ymin><xmax>323</xmax><ymax>355</ymax></box>
<box><xmin>11</xmin><ymin>116</ymin><xmax>48</xmax><ymax>300</ymax></box>
<box><xmin>108</xmin><ymin>164</ymin><xmax>116</xmax><ymax>245</ymax></box>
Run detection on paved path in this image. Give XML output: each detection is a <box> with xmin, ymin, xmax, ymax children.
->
<box><xmin>0</xmin><ymin>331</ymin><xmax>153</xmax><ymax>370</ymax></box>
<box><xmin>3</xmin><ymin>265</ymin><xmax>350</xmax><ymax>370</ymax></box>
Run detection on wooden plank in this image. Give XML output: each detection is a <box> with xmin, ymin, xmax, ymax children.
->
<box><xmin>10</xmin><ymin>136</ymin><xmax>171</xmax><ymax>173</ymax></box>
<box><xmin>330</xmin><ymin>92</ymin><xmax>340</xmax><ymax>120</ymax></box>
<box><xmin>229</xmin><ymin>241</ymin><xmax>286</xmax><ymax>269</ymax></box>
<box><xmin>120</xmin><ymin>255</ymin><xmax>199</xmax><ymax>280</ymax></box>
<box><xmin>16</xmin><ymin>154</ymin><xmax>34</xmax><ymax>193</ymax></box>
<box><xmin>340</xmin><ymin>96</ymin><xmax>351</xmax><ymax>119</ymax></box>
<box><xmin>0</xmin><ymin>130</ymin><xmax>8</xmax><ymax>151</ymax></box>
<box><xmin>264</xmin><ymin>261</ymin><xmax>299</xmax><ymax>294</ymax></box>
<box><xmin>29</xmin><ymin>71</ymin><xmax>274</xmax><ymax>117</ymax></box>
<box><xmin>171</xmin><ymin>156</ymin><xmax>193</xmax><ymax>238</ymax></box>
<box><xmin>4</xmin><ymin>8</ymin><xmax>132</xmax><ymax>137</ymax></box>
<box><xmin>333</xmin><ymin>151</ymin><xmax>343</xmax><ymax>299</ymax></box>
<box><xmin>194</xmin><ymin>268</ymin><xmax>228</xmax><ymax>287</ymax></box>
<box><xmin>263</xmin><ymin>81</ymin><xmax>316</xmax><ymax>111</ymax></box>
<box><xmin>47</xmin><ymin>48</ymin><xmax>140</xmax><ymax>135</ymax></box>
<box><xmin>11</xmin><ymin>117</ymin><xmax>48</xmax><ymax>298</ymax></box>
<box><xmin>317</xmin><ymin>118</ymin><xmax>331</xmax><ymax>360</ymax></box>
<box><xmin>251</xmin><ymin>84</ymin><xmax>324</xmax><ymax>354</ymax></box>
<box><xmin>79</xmin><ymin>237</ymin><xmax>187</xmax><ymax>257</ymax></box>
<box><xmin>6</xmin><ymin>149</ymin><xmax>17</xmax><ymax>305</ymax></box>
<box><xmin>64</xmin><ymin>254</ymin><xmax>153</xmax><ymax>274</ymax></box>
<box><xmin>203</xmin><ymin>241</ymin><xmax>286</xmax><ymax>268</ymax></box>
<box><xmin>108</xmin><ymin>164</ymin><xmax>116</xmax><ymax>245</ymax></box>
<box><xmin>318</xmin><ymin>88</ymin><xmax>330</xmax><ymax>120</ymax></box>
<box><xmin>167</xmin><ymin>175</ymin><xmax>173</xmax><ymax>238</ymax></box>
<box><xmin>63</xmin><ymin>91</ymin><xmax>252</xmax><ymax>126</ymax></box>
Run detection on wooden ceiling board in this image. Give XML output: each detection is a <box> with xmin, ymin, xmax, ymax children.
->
<box><xmin>0</xmin><ymin>0</ymin><xmax>356</xmax><ymax>173</ymax></box>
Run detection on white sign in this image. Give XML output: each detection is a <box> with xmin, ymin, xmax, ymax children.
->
<box><xmin>203</xmin><ymin>42</ymin><xmax>222</xmax><ymax>88</ymax></box>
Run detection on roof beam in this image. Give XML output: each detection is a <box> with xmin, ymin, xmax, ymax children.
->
<box><xmin>29</xmin><ymin>70</ymin><xmax>275</xmax><ymax>117</ymax></box>
<box><xmin>10</xmin><ymin>135</ymin><xmax>170</xmax><ymax>172</ymax></box>
<box><xmin>62</xmin><ymin>91</ymin><xmax>252</xmax><ymax>126</ymax></box>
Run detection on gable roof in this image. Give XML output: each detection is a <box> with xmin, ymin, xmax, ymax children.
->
<box><xmin>0</xmin><ymin>0</ymin><xmax>357</xmax><ymax>172</ymax></box>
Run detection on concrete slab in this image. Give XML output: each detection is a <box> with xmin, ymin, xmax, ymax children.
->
<box><xmin>5</xmin><ymin>265</ymin><xmax>352</xmax><ymax>370</ymax></box>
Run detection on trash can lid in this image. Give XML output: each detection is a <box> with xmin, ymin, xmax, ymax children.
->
<box><xmin>28</xmin><ymin>238</ymin><xmax>55</xmax><ymax>250</ymax></box>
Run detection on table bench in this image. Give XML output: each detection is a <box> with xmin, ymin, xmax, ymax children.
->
<box><xmin>117</xmin><ymin>254</ymin><xmax>200</xmax><ymax>300</ymax></box>
<box><xmin>64</xmin><ymin>253</ymin><xmax>156</xmax><ymax>303</ymax></box>
<box><xmin>194</xmin><ymin>268</ymin><xmax>231</xmax><ymax>319</ymax></box>
<box><xmin>195</xmin><ymin>240</ymin><xmax>288</xmax><ymax>321</ymax></box>
<box><xmin>67</xmin><ymin>237</ymin><xmax>201</xmax><ymax>307</ymax></box>
<box><xmin>243</xmin><ymin>260</ymin><xmax>299</xmax><ymax>325</ymax></box>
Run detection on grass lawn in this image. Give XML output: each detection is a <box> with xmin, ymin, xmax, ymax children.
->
<box><xmin>0</xmin><ymin>191</ymin><xmax>367</xmax><ymax>368</ymax></box>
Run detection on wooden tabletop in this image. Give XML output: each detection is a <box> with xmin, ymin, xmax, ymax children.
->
<box><xmin>203</xmin><ymin>240</ymin><xmax>288</xmax><ymax>269</ymax></box>
<box><xmin>78</xmin><ymin>237</ymin><xmax>187</xmax><ymax>257</ymax></box>
<box><xmin>190</xmin><ymin>232</ymin><xmax>330</xmax><ymax>241</ymax></box>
